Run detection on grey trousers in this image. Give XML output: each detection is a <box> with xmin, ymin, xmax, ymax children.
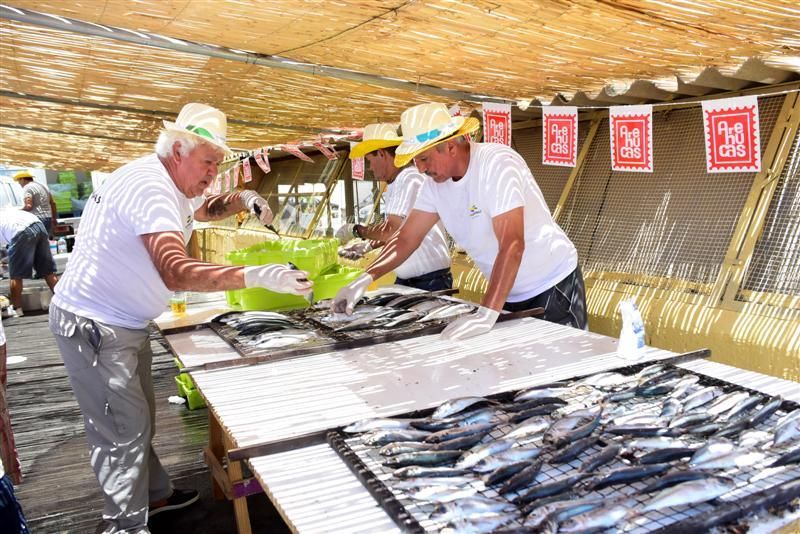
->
<box><xmin>49</xmin><ymin>305</ymin><xmax>172</xmax><ymax>533</ymax></box>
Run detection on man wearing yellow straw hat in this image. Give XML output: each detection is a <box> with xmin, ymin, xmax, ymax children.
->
<box><xmin>13</xmin><ymin>170</ymin><xmax>57</xmax><ymax>236</ymax></box>
<box><xmin>333</xmin><ymin>102</ymin><xmax>585</xmax><ymax>341</ymax></box>
<box><xmin>48</xmin><ymin>102</ymin><xmax>312</xmax><ymax>533</ymax></box>
<box><xmin>337</xmin><ymin>123</ymin><xmax>452</xmax><ymax>291</ymax></box>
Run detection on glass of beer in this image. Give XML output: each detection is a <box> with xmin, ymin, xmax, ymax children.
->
<box><xmin>170</xmin><ymin>292</ymin><xmax>187</xmax><ymax>316</ymax></box>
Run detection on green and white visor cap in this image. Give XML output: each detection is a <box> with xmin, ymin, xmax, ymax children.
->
<box><xmin>163</xmin><ymin>102</ymin><xmax>231</xmax><ymax>154</ymax></box>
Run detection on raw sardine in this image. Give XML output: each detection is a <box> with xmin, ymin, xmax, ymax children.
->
<box><xmin>640</xmin><ymin>477</ymin><xmax>736</xmax><ymax>512</ymax></box>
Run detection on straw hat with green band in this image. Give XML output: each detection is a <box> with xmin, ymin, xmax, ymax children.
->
<box><xmin>162</xmin><ymin>102</ymin><xmax>232</xmax><ymax>154</ymax></box>
<box><xmin>394</xmin><ymin>103</ymin><xmax>480</xmax><ymax>168</ymax></box>
<box><xmin>349</xmin><ymin>123</ymin><xmax>402</xmax><ymax>159</ymax></box>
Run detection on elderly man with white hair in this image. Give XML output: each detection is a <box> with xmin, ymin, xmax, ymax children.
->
<box><xmin>49</xmin><ymin>103</ymin><xmax>312</xmax><ymax>533</ymax></box>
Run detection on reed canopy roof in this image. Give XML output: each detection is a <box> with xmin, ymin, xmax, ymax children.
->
<box><xmin>1</xmin><ymin>0</ymin><xmax>798</xmax><ymax>171</ymax></box>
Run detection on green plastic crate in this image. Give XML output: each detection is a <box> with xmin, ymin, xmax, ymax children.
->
<box><xmin>174</xmin><ymin>374</ymin><xmax>206</xmax><ymax>410</ymax></box>
<box><xmin>312</xmin><ymin>264</ymin><xmax>363</xmax><ymax>300</ymax></box>
<box><xmin>224</xmin><ymin>238</ymin><xmax>343</xmax><ymax>311</ymax></box>
<box><xmin>228</xmin><ymin>238</ymin><xmax>338</xmax><ymax>279</ymax></box>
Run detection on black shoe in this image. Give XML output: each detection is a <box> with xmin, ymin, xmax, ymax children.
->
<box><xmin>149</xmin><ymin>489</ymin><xmax>199</xmax><ymax>517</ymax></box>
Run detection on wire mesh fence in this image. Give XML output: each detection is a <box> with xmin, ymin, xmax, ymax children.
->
<box><xmin>555</xmin><ymin>95</ymin><xmax>786</xmax><ymax>291</ymax></box>
<box><xmin>513</xmin><ymin>121</ymin><xmax>592</xmax><ymax>213</ymax></box>
<box><xmin>739</xmin><ymin>128</ymin><xmax>800</xmax><ymax>305</ymax></box>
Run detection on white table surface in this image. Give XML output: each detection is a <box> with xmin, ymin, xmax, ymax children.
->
<box><xmin>166</xmin><ymin>312</ymin><xmax>800</xmax><ymax>534</ymax></box>
<box><xmin>170</xmin><ymin>318</ymin><xmax>677</xmax><ymax>532</ymax></box>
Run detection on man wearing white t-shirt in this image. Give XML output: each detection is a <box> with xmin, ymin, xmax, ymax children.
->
<box><xmin>339</xmin><ymin>123</ymin><xmax>452</xmax><ymax>291</ymax></box>
<box><xmin>48</xmin><ymin>103</ymin><xmax>312</xmax><ymax>533</ymax></box>
<box><xmin>333</xmin><ymin>103</ymin><xmax>586</xmax><ymax>341</ymax></box>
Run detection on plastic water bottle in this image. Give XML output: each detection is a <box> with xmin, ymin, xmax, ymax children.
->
<box><xmin>618</xmin><ymin>298</ymin><xmax>646</xmax><ymax>360</ymax></box>
<box><xmin>49</xmin><ymin>240</ymin><xmax>58</xmax><ymax>256</ymax></box>
<box><xmin>57</xmin><ymin>237</ymin><xmax>67</xmax><ymax>254</ymax></box>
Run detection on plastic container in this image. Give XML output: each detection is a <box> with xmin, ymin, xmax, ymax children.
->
<box><xmin>618</xmin><ymin>298</ymin><xmax>646</xmax><ymax>360</ymax></box>
<box><xmin>225</xmin><ymin>238</ymin><xmax>344</xmax><ymax>311</ymax></box>
<box><xmin>311</xmin><ymin>264</ymin><xmax>364</xmax><ymax>300</ymax></box>
<box><xmin>226</xmin><ymin>238</ymin><xmax>338</xmax><ymax>279</ymax></box>
<box><xmin>57</xmin><ymin>237</ymin><xmax>68</xmax><ymax>254</ymax></box>
<box><xmin>174</xmin><ymin>374</ymin><xmax>206</xmax><ymax>410</ymax></box>
<box><xmin>49</xmin><ymin>240</ymin><xmax>58</xmax><ymax>256</ymax></box>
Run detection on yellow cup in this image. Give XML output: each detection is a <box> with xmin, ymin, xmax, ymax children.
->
<box><xmin>170</xmin><ymin>292</ymin><xmax>187</xmax><ymax>316</ymax></box>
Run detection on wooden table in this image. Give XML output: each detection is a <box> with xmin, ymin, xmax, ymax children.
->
<box><xmin>156</xmin><ymin>299</ymin><xmax>800</xmax><ymax>534</ymax></box>
<box><xmin>161</xmin><ymin>310</ymin><xmax>685</xmax><ymax>533</ymax></box>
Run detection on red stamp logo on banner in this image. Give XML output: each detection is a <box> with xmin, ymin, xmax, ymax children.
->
<box><xmin>254</xmin><ymin>149</ymin><xmax>271</xmax><ymax>174</ymax></box>
<box><xmin>350</xmin><ymin>142</ymin><xmax>364</xmax><ymax>180</ymax></box>
<box><xmin>702</xmin><ymin>96</ymin><xmax>760</xmax><ymax>173</ymax></box>
<box><xmin>223</xmin><ymin>169</ymin><xmax>232</xmax><ymax>192</ymax></box>
<box><xmin>482</xmin><ymin>103</ymin><xmax>512</xmax><ymax>146</ymax></box>
<box><xmin>610</xmin><ymin>105</ymin><xmax>653</xmax><ymax>172</ymax></box>
<box><xmin>542</xmin><ymin>107</ymin><xmax>578</xmax><ymax>167</ymax></box>
<box><xmin>242</xmin><ymin>158</ymin><xmax>253</xmax><ymax>183</ymax></box>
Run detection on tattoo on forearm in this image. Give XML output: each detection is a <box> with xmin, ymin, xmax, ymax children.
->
<box><xmin>207</xmin><ymin>199</ymin><xmax>233</xmax><ymax>217</ymax></box>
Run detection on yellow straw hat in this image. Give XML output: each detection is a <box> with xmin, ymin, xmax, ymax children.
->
<box><xmin>349</xmin><ymin>123</ymin><xmax>402</xmax><ymax>159</ymax></box>
<box><xmin>12</xmin><ymin>170</ymin><xmax>33</xmax><ymax>182</ymax></box>
<box><xmin>163</xmin><ymin>103</ymin><xmax>231</xmax><ymax>154</ymax></box>
<box><xmin>394</xmin><ymin>103</ymin><xmax>480</xmax><ymax>167</ymax></box>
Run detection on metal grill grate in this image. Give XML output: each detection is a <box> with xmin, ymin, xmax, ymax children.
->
<box><xmin>557</xmin><ymin>96</ymin><xmax>785</xmax><ymax>289</ymax></box>
<box><xmin>514</xmin><ymin>121</ymin><xmax>591</xmax><ymax>213</ymax></box>
<box><xmin>334</xmin><ymin>365</ymin><xmax>800</xmax><ymax>533</ymax></box>
<box><xmin>739</xmin><ymin>129</ymin><xmax>800</xmax><ymax>301</ymax></box>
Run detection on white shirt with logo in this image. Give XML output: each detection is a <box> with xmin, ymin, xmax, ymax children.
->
<box><xmin>53</xmin><ymin>154</ymin><xmax>201</xmax><ymax>329</ymax></box>
<box><xmin>414</xmin><ymin>142</ymin><xmax>577</xmax><ymax>302</ymax></box>
<box><xmin>384</xmin><ymin>167</ymin><xmax>451</xmax><ymax>279</ymax></box>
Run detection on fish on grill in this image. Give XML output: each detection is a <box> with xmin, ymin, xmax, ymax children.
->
<box><xmin>640</xmin><ymin>477</ymin><xmax>736</xmax><ymax>512</ymax></box>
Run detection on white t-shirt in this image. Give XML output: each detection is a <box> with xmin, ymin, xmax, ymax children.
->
<box><xmin>384</xmin><ymin>167</ymin><xmax>451</xmax><ymax>279</ymax></box>
<box><xmin>0</xmin><ymin>209</ymin><xmax>40</xmax><ymax>247</ymax></box>
<box><xmin>414</xmin><ymin>142</ymin><xmax>577</xmax><ymax>302</ymax></box>
<box><xmin>52</xmin><ymin>154</ymin><xmax>201</xmax><ymax>329</ymax></box>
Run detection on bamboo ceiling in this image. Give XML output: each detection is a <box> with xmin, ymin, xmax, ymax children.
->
<box><xmin>1</xmin><ymin>1</ymin><xmax>798</xmax><ymax>171</ymax></box>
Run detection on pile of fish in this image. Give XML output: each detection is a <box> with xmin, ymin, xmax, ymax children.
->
<box><xmin>342</xmin><ymin>364</ymin><xmax>800</xmax><ymax>533</ymax></box>
<box><xmin>216</xmin><ymin>311</ymin><xmax>318</xmax><ymax>349</ymax></box>
<box><xmin>320</xmin><ymin>292</ymin><xmax>475</xmax><ymax>333</ymax></box>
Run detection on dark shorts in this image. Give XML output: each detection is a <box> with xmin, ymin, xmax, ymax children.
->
<box><xmin>504</xmin><ymin>265</ymin><xmax>588</xmax><ymax>330</ymax></box>
<box><xmin>39</xmin><ymin>217</ymin><xmax>52</xmax><ymax>235</ymax></box>
<box><xmin>395</xmin><ymin>267</ymin><xmax>453</xmax><ymax>292</ymax></box>
<box><xmin>8</xmin><ymin>221</ymin><xmax>56</xmax><ymax>279</ymax></box>
<box><xmin>0</xmin><ymin>474</ymin><xmax>29</xmax><ymax>534</ymax></box>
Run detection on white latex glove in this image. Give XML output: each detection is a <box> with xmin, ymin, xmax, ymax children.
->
<box><xmin>244</xmin><ymin>264</ymin><xmax>313</xmax><ymax>296</ymax></box>
<box><xmin>440</xmin><ymin>306</ymin><xmax>500</xmax><ymax>341</ymax></box>
<box><xmin>330</xmin><ymin>272</ymin><xmax>373</xmax><ymax>314</ymax></box>
<box><xmin>335</xmin><ymin>223</ymin><xmax>356</xmax><ymax>245</ymax></box>
<box><xmin>240</xmin><ymin>191</ymin><xmax>273</xmax><ymax>225</ymax></box>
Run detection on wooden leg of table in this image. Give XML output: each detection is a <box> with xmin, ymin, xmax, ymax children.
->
<box><xmin>225</xmin><ymin>434</ymin><xmax>252</xmax><ymax>534</ymax></box>
<box><xmin>208</xmin><ymin>411</ymin><xmax>226</xmax><ymax>501</ymax></box>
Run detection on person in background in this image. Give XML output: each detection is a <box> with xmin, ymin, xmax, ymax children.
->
<box><xmin>48</xmin><ymin>102</ymin><xmax>312</xmax><ymax>534</ymax></box>
<box><xmin>13</xmin><ymin>171</ymin><xmax>57</xmax><ymax>237</ymax></box>
<box><xmin>336</xmin><ymin>123</ymin><xmax>452</xmax><ymax>291</ymax></box>
<box><xmin>0</xmin><ymin>314</ymin><xmax>29</xmax><ymax>533</ymax></box>
<box><xmin>333</xmin><ymin>102</ymin><xmax>586</xmax><ymax>340</ymax></box>
<box><xmin>0</xmin><ymin>209</ymin><xmax>59</xmax><ymax>317</ymax></box>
